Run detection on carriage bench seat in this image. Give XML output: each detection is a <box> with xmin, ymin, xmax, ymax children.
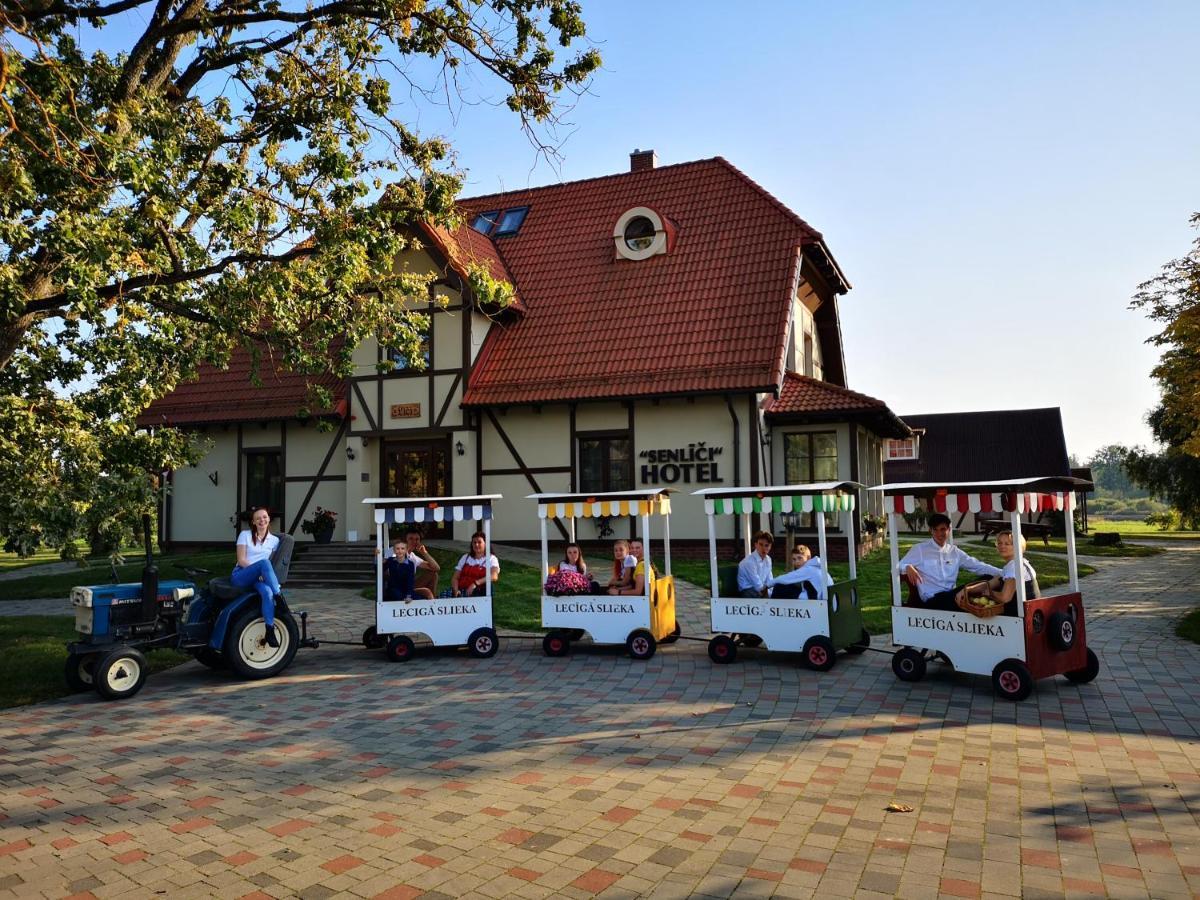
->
<box><xmin>206</xmin><ymin>534</ymin><xmax>296</xmax><ymax>603</ymax></box>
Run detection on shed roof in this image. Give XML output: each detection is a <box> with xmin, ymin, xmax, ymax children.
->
<box><xmin>765</xmin><ymin>372</ymin><xmax>910</xmax><ymax>438</ymax></box>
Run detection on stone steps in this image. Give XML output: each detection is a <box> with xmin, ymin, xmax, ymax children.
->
<box><xmin>287</xmin><ymin>541</ymin><xmax>375</xmax><ymax>588</ymax></box>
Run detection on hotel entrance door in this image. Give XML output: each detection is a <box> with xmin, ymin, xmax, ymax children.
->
<box><xmin>383</xmin><ymin>440</ymin><xmax>451</xmax><ymax>538</ymax></box>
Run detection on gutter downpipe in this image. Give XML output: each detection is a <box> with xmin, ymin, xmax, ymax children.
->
<box><xmin>726</xmin><ymin>394</ymin><xmax>741</xmax><ymax>541</ymax></box>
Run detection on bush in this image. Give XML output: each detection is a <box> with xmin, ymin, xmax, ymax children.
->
<box><xmin>1091</xmin><ymin>532</ymin><xmax>1122</xmax><ymax>546</ymax></box>
<box><xmin>902</xmin><ymin>509</ymin><xmax>928</xmax><ymax>532</ymax></box>
<box><xmin>1145</xmin><ymin>510</ymin><xmax>1181</xmax><ymax>531</ymax></box>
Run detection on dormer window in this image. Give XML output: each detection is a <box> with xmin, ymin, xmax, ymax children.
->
<box><xmin>613</xmin><ymin>206</ymin><xmax>670</xmax><ymax>261</ymax></box>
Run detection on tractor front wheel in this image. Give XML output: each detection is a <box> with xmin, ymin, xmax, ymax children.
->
<box><xmin>94</xmin><ymin>647</ymin><xmax>149</xmax><ymax>701</ymax></box>
<box><xmin>224</xmin><ymin>609</ymin><xmax>299</xmax><ymax>680</ymax></box>
<box><xmin>64</xmin><ymin>653</ymin><xmax>97</xmax><ymax>692</ymax></box>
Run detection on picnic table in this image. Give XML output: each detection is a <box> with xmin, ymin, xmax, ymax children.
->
<box><xmin>977</xmin><ymin>515</ymin><xmax>1052</xmax><ymax>545</ymax></box>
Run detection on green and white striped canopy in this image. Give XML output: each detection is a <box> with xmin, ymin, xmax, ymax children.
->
<box><xmin>694</xmin><ymin>483</ymin><xmax>859</xmax><ymax>517</ymax></box>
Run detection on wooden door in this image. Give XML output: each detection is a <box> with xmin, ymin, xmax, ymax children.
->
<box><xmin>384</xmin><ymin>440</ymin><xmax>451</xmax><ymax>538</ymax></box>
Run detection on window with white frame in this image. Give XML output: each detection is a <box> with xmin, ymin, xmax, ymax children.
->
<box><xmin>885</xmin><ymin>436</ymin><xmax>918</xmax><ymax>460</ymax></box>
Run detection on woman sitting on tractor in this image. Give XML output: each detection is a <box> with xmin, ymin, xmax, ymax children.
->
<box><xmin>230</xmin><ymin>507</ymin><xmax>284</xmax><ymax>646</ymax></box>
<box><xmin>955</xmin><ymin>530</ymin><xmax>1039</xmax><ymax>616</ymax></box>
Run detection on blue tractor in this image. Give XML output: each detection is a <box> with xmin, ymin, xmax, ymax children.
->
<box><xmin>66</xmin><ymin>517</ymin><xmax>317</xmax><ymax>700</ymax></box>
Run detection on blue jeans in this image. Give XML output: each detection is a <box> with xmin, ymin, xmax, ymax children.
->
<box><xmin>230</xmin><ymin>559</ymin><xmax>280</xmax><ymax>626</ymax></box>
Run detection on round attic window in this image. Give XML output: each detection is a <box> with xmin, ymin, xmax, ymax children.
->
<box><xmin>623</xmin><ymin>216</ymin><xmax>656</xmax><ymax>251</ymax></box>
<box><xmin>612</xmin><ymin>207</ymin><xmax>668</xmax><ymax>261</ymax></box>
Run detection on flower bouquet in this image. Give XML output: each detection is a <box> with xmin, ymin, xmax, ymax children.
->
<box><xmin>544</xmin><ymin>569</ymin><xmax>591</xmax><ymax>596</ymax></box>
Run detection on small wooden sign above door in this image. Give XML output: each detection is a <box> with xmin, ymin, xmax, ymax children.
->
<box><xmin>390</xmin><ymin>403</ymin><xmax>421</xmax><ymax>419</ymax></box>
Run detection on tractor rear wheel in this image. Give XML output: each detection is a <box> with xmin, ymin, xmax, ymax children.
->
<box><xmin>64</xmin><ymin>653</ymin><xmax>97</xmax><ymax>692</ymax></box>
<box><xmin>94</xmin><ymin>647</ymin><xmax>149</xmax><ymax>701</ymax></box>
<box><xmin>224</xmin><ymin>609</ymin><xmax>299</xmax><ymax>680</ymax></box>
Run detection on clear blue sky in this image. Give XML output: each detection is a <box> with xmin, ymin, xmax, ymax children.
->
<box><xmin>406</xmin><ymin>1</ymin><xmax>1199</xmax><ymax>461</ymax></box>
<box><xmin>92</xmin><ymin>2</ymin><xmax>1199</xmax><ymax>460</ymax></box>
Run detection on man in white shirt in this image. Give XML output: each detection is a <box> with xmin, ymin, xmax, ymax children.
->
<box><xmin>899</xmin><ymin>513</ymin><xmax>1002</xmax><ymax>610</ymax></box>
<box><xmin>736</xmin><ymin>531</ymin><xmax>775</xmax><ymax>598</ymax></box>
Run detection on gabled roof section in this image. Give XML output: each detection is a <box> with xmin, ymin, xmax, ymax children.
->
<box><xmin>765</xmin><ymin>372</ymin><xmax>909</xmax><ymax>438</ymax></box>
<box><xmin>418</xmin><ymin>221</ymin><xmax>525</xmax><ymax>312</ymax></box>
<box><xmin>885</xmin><ymin>408</ymin><xmax>1070</xmax><ymax>483</ymax></box>
<box><xmin>458</xmin><ymin>157</ymin><xmax>841</xmax><ymax>406</ymax></box>
<box><xmin>136</xmin><ymin>346</ymin><xmax>346</xmax><ymax>427</ymax></box>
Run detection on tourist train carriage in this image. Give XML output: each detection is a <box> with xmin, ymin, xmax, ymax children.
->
<box><xmin>362</xmin><ymin>495</ymin><xmax>503</xmax><ymax>662</ymax></box>
<box><xmin>693</xmin><ymin>483</ymin><xmax>870</xmax><ymax>669</ymax></box>
<box><xmin>530</xmin><ymin>490</ymin><xmax>678</xmax><ymax>660</ymax></box>
<box><xmin>871</xmin><ymin>477</ymin><xmax>1099</xmax><ymax>701</ymax></box>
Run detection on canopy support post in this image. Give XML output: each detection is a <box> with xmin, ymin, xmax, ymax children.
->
<box><xmin>642</xmin><ymin>509</ymin><xmax>652</xmax><ymax>599</ymax></box>
<box><xmin>662</xmin><ymin>506</ymin><xmax>672</xmax><ymax>577</ymax></box>
<box><xmin>1063</xmin><ymin>494</ymin><xmax>1079</xmax><ymax>591</ymax></box>
<box><xmin>1010</xmin><ymin>508</ymin><xmax>1027</xmax><ymax>618</ymax></box>
<box><xmin>483</xmin><ymin>516</ymin><xmax>493</xmax><ymax>600</ymax></box>
<box><xmin>845</xmin><ymin>504</ymin><xmax>858</xmax><ymax>581</ymax></box>
<box><xmin>375</xmin><ymin>516</ymin><xmax>384</xmax><ymax>611</ymax></box>
<box><xmin>707</xmin><ymin>513</ymin><xmax>719</xmax><ymax>598</ymax></box>
<box><xmin>539</xmin><ymin>516</ymin><xmax>549</xmax><ymax>579</ymax></box>
<box><xmin>887</xmin><ymin>511</ymin><xmax>902</xmax><ymax>608</ymax></box>
<box><xmin>815</xmin><ymin>508</ymin><xmax>828</xmax><ymax>601</ymax></box>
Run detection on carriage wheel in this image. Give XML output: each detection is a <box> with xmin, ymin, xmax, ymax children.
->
<box><xmin>992</xmin><ymin>658</ymin><xmax>1034</xmax><ymax>702</ymax></box>
<box><xmin>708</xmin><ymin>635</ymin><xmax>737</xmax><ymax>664</ymax></box>
<box><xmin>626</xmin><ymin>629</ymin><xmax>656</xmax><ymax>661</ymax></box>
<box><xmin>468</xmin><ymin>627</ymin><xmax>499</xmax><ymax>659</ymax></box>
<box><xmin>1064</xmin><ymin>648</ymin><xmax>1100</xmax><ymax>684</ymax></box>
<box><xmin>891</xmin><ymin>647</ymin><xmax>926</xmax><ymax>682</ymax></box>
<box><xmin>1048</xmin><ymin>612</ymin><xmax>1076</xmax><ymax>651</ymax></box>
<box><xmin>386</xmin><ymin>634</ymin><xmax>415</xmax><ymax>663</ymax></box>
<box><xmin>845</xmin><ymin>629</ymin><xmax>871</xmax><ymax>655</ymax></box>
<box><xmin>542</xmin><ymin>632</ymin><xmax>569</xmax><ymax>658</ymax></box>
<box><xmin>803</xmin><ymin>636</ymin><xmax>836</xmax><ymax>672</ymax></box>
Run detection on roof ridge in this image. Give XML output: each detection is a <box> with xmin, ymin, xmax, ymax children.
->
<box><xmin>458</xmin><ymin>156</ymin><xmax>727</xmax><ymax>204</ymax></box>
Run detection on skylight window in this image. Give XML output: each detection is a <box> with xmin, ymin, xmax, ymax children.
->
<box><xmin>470</xmin><ymin>210</ymin><xmax>501</xmax><ymax>235</ymax></box>
<box><xmin>470</xmin><ymin>206</ymin><xmax>529</xmax><ymax>237</ymax></box>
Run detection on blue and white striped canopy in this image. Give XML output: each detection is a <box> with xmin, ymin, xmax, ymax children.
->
<box><xmin>363</xmin><ymin>495</ymin><xmax>500</xmax><ymax>526</ymax></box>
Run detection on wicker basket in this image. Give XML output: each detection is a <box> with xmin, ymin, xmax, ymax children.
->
<box><xmin>955</xmin><ymin>589</ymin><xmax>1005</xmax><ymax>619</ymax></box>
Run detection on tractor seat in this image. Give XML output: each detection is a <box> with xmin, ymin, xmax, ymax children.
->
<box><xmin>208</xmin><ymin>534</ymin><xmax>296</xmax><ymax>603</ymax></box>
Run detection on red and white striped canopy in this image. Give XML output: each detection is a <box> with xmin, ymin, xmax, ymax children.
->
<box><xmin>870</xmin><ymin>478</ymin><xmax>1087</xmax><ymax>515</ymax></box>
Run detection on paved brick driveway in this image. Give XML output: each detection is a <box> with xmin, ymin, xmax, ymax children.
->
<box><xmin>2</xmin><ymin>547</ymin><xmax>1199</xmax><ymax>899</ymax></box>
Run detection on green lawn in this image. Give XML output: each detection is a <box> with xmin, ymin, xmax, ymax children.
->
<box><xmin>359</xmin><ymin>548</ymin><xmax>543</xmax><ymax>633</ymax></box>
<box><xmin>0</xmin><ymin>542</ymin><xmax>149</xmax><ymax>573</ymax></box>
<box><xmin>960</xmin><ymin>535</ymin><xmax>1161</xmax><ymax>558</ymax></box>
<box><xmin>0</xmin><ymin>616</ymin><xmax>190</xmax><ymax>709</ymax></box>
<box><xmin>1177</xmin><ymin>608</ymin><xmax>1200</xmax><ymax>645</ymax></box>
<box><xmin>670</xmin><ymin>541</ymin><xmax>1096</xmax><ymax>634</ymax></box>
<box><xmin>1088</xmin><ymin>519</ymin><xmax>1200</xmax><ymax>540</ymax></box>
<box><xmin>0</xmin><ymin>549</ymin><xmax>230</xmax><ymax>602</ymax></box>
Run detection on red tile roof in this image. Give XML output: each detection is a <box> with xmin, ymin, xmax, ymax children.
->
<box><xmin>419</xmin><ymin>221</ymin><xmax>525</xmax><ymax>312</ymax></box>
<box><xmin>137</xmin><ymin>347</ymin><xmax>345</xmax><ymax>427</ymax></box>
<box><xmin>458</xmin><ymin>157</ymin><xmax>839</xmax><ymax>406</ymax></box>
<box><xmin>766</xmin><ymin>373</ymin><xmax>909</xmax><ymax>438</ymax></box>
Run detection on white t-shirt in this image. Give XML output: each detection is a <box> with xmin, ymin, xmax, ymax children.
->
<box><xmin>559</xmin><ymin>561</ymin><xmax>586</xmax><ymax>574</ymax></box>
<box><xmin>456</xmin><ymin>554</ymin><xmax>500</xmax><ymax>573</ymax></box>
<box><xmin>622</xmin><ymin>556</ymin><xmax>637</xmax><ymax>572</ymax></box>
<box><xmin>1002</xmin><ymin>558</ymin><xmax>1036</xmax><ymax>584</ymax></box>
<box><xmin>237</xmin><ymin>530</ymin><xmax>279</xmax><ymax>566</ymax></box>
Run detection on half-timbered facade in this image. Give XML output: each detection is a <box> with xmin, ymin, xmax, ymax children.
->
<box><xmin>142</xmin><ymin>152</ymin><xmax>909</xmax><ymax>554</ymax></box>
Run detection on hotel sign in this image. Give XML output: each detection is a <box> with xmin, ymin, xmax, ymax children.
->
<box><xmin>390</xmin><ymin>403</ymin><xmax>421</xmax><ymax>419</ymax></box>
<box><xmin>639</xmin><ymin>442</ymin><xmax>724</xmax><ymax>484</ymax></box>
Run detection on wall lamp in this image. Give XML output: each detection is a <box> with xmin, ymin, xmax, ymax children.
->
<box><xmin>346</xmin><ymin>445</ymin><xmax>356</xmax><ymax>461</ymax></box>
<box><xmin>456</xmin><ymin>440</ymin><xmax>465</xmax><ymax>456</ymax></box>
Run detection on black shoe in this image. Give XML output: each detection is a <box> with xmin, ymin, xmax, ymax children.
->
<box><xmin>264</xmin><ymin>626</ymin><xmax>280</xmax><ymax>648</ymax></box>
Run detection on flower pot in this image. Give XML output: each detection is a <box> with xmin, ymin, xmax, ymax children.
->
<box><xmin>313</xmin><ymin>527</ymin><xmax>334</xmax><ymax>544</ymax></box>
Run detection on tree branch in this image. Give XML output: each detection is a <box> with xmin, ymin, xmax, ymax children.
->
<box><xmin>25</xmin><ymin>245</ymin><xmax>319</xmax><ymax>313</ymax></box>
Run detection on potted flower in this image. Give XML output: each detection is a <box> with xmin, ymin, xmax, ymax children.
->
<box><xmin>301</xmin><ymin>507</ymin><xmax>338</xmax><ymax>543</ymax></box>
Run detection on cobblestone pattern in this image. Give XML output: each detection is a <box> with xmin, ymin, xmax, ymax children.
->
<box><xmin>1</xmin><ymin>549</ymin><xmax>1198</xmax><ymax>898</ymax></box>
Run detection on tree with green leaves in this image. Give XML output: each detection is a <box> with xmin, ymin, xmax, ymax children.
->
<box><xmin>1123</xmin><ymin>213</ymin><xmax>1200</xmax><ymax>527</ymax></box>
<box><xmin>0</xmin><ymin>0</ymin><xmax>598</xmax><ymax>556</ymax></box>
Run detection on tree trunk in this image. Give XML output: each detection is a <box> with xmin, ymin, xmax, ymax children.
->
<box><xmin>0</xmin><ymin>311</ymin><xmax>38</xmax><ymax>371</ymax></box>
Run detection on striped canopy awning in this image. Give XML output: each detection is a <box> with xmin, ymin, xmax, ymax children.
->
<box><xmin>363</xmin><ymin>495</ymin><xmax>500</xmax><ymax>526</ymax></box>
<box><xmin>703</xmin><ymin>493</ymin><xmax>854</xmax><ymax>516</ymax></box>
<box><xmin>870</xmin><ymin>478</ymin><xmax>1085</xmax><ymax>516</ymax></box>
<box><xmin>536</xmin><ymin>496</ymin><xmax>671</xmax><ymax>519</ymax></box>
<box><xmin>883</xmin><ymin>491</ymin><xmax>1074</xmax><ymax>515</ymax></box>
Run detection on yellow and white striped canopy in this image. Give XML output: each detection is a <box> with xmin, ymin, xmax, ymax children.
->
<box><xmin>528</xmin><ymin>491</ymin><xmax>672</xmax><ymax>520</ymax></box>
